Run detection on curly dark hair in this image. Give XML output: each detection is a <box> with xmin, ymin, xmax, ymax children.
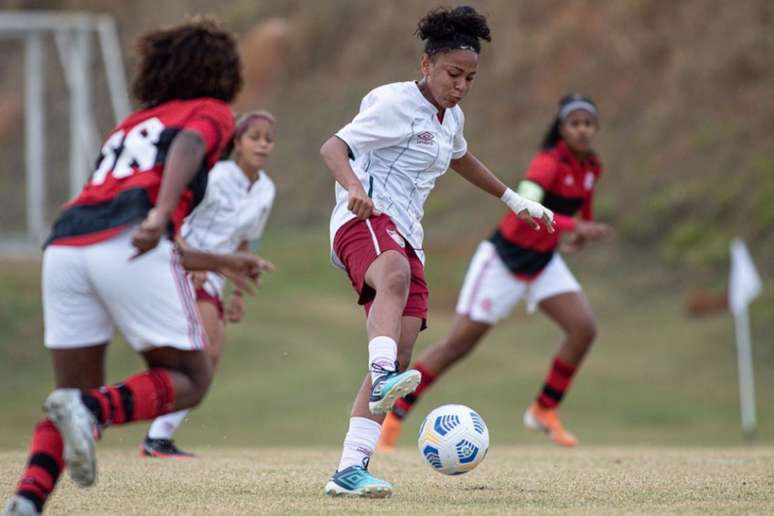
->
<box><xmin>416</xmin><ymin>5</ymin><xmax>491</xmax><ymax>56</ymax></box>
<box><xmin>540</xmin><ymin>94</ymin><xmax>598</xmax><ymax>149</ymax></box>
<box><xmin>131</xmin><ymin>17</ymin><xmax>243</xmax><ymax>107</ymax></box>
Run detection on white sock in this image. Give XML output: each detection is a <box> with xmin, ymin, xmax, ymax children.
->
<box><xmin>147</xmin><ymin>410</ymin><xmax>189</xmax><ymax>440</ymax></box>
<box><xmin>368</xmin><ymin>336</ymin><xmax>397</xmax><ymax>383</ymax></box>
<box><xmin>337</xmin><ymin>416</ymin><xmax>382</xmax><ymax>471</ymax></box>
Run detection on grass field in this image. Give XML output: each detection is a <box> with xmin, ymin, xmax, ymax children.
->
<box><xmin>2</xmin><ymin>447</ymin><xmax>773</xmax><ymax>514</ymax></box>
<box><xmin>1</xmin><ymin>230</ymin><xmax>773</xmax><ymax>513</ymax></box>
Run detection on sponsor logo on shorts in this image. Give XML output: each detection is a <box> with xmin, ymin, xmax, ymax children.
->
<box><xmin>416</xmin><ymin>131</ymin><xmax>435</xmax><ymax>145</ymax></box>
<box><xmin>386</xmin><ymin>227</ymin><xmax>405</xmax><ymax>248</ymax></box>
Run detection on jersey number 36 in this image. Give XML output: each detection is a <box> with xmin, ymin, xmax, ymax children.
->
<box><xmin>90</xmin><ymin>117</ymin><xmax>165</xmax><ymax>185</ymax></box>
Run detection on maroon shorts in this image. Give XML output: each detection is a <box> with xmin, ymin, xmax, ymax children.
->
<box><xmin>195</xmin><ymin>288</ymin><xmax>224</xmax><ymax>321</ymax></box>
<box><xmin>333</xmin><ymin>214</ymin><xmax>428</xmax><ymax>330</ymax></box>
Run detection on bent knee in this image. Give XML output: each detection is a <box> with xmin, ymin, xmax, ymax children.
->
<box><xmin>188</xmin><ymin>363</ymin><xmax>214</xmax><ymax>406</ymax></box>
<box><xmin>570</xmin><ymin>319</ymin><xmax>597</xmax><ymax>347</ymax></box>
<box><xmin>379</xmin><ymin>263</ymin><xmax>411</xmax><ymax>297</ymax></box>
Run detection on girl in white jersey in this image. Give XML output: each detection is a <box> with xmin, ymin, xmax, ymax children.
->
<box><xmin>141</xmin><ymin>111</ymin><xmax>277</xmax><ymax>458</ymax></box>
<box><xmin>320</xmin><ymin>6</ymin><xmax>554</xmax><ymax>498</ymax></box>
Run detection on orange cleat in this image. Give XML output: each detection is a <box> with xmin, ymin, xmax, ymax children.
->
<box><xmin>523</xmin><ymin>402</ymin><xmax>578</xmax><ymax>447</ymax></box>
<box><xmin>376</xmin><ymin>412</ymin><xmax>403</xmax><ymax>453</ymax></box>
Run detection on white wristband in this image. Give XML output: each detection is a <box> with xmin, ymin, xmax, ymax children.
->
<box><xmin>501</xmin><ymin>187</ymin><xmax>554</xmax><ymax>221</ymax></box>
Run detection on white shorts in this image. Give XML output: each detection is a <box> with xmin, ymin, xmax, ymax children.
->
<box><xmin>455</xmin><ymin>240</ymin><xmax>581</xmax><ymax>324</ymax></box>
<box><xmin>43</xmin><ymin>229</ymin><xmax>206</xmax><ymax>351</ymax></box>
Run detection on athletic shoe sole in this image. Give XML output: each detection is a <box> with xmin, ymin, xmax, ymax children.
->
<box><xmin>44</xmin><ymin>389</ymin><xmax>97</xmax><ymax>487</ymax></box>
<box><xmin>368</xmin><ymin>370</ymin><xmax>421</xmax><ymax>416</ymax></box>
<box><xmin>139</xmin><ymin>446</ymin><xmax>195</xmax><ymax>459</ymax></box>
<box><xmin>324</xmin><ymin>481</ymin><xmax>392</xmax><ymax>498</ymax></box>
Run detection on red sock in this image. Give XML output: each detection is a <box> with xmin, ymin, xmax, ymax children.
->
<box><xmin>81</xmin><ymin>369</ymin><xmax>176</xmax><ymax>425</ymax></box>
<box><xmin>393</xmin><ymin>362</ymin><xmax>438</xmax><ymax>419</ymax></box>
<box><xmin>15</xmin><ymin>419</ymin><xmax>64</xmax><ymax>513</ymax></box>
<box><xmin>537</xmin><ymin>356</ymin><xmax>578</xmax><ymax>409</ymax></box>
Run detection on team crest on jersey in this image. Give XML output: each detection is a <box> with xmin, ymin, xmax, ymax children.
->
<box><xmin>584</xmin><ymin>171</ymin><xmax>595</xmax><ymax>190</ymax></box>
<box><xmin>416</xmin><ymin>131</ymin><xmax>435</xmax><ymax>145</ymax></box>
<box><xmin>386</xmin><ymin>227</ymin><xmax>405</xmax><ymax>248</ymax></box>
<box><xmin>564</xmin><ymin>175</ymin><xmax>575</xmax><ymax>186</ymax></box>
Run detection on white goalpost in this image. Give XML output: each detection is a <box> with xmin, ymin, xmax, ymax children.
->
<box><xmin>0</xmin><ymin>11</ymin><xmax>130</xmax><ymax>250</ymax></box>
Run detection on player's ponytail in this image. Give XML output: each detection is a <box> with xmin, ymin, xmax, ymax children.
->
<box><xmin>416</xmin><ymin>5</ymin><xmax>491</xmax><ymax>57</ymax></box>
<box><xmin>540</xmin><ymin>94</ymin><xmax>598</xmax><ymax>150</ymax></box>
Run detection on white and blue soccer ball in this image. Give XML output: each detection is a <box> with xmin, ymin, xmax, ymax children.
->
<box><xmin>417</xmin><ymin>404</ymin><xmax>489</xmax><ymax>475</ymax></box>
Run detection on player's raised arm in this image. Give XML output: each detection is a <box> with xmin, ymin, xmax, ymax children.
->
<box><xmin>450</xmin><ymin>151</ymin><xmax>555</xmax><ymax>232</ymax></box>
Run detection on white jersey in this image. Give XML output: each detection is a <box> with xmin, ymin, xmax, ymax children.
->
<box><xmin>182</xmin><ymin>160</ymin><xmax>275</xmax><ymax>297</ymax></box>
<box><xmin>329</xmin><ymin>81</ymin><xmax>468</xmax><ymax>268</ymax></box>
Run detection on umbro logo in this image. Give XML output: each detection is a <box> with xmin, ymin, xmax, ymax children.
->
<box><xmin>416</xmin><ymin>131</ymin><xmax>435</xmax><ymax>145</ymax></box>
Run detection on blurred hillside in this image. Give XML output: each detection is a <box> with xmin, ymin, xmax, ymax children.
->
<box><xmin>1</xmin><ymin>0</ymin><xmax>773</xmax><ymax>279</ymax></box>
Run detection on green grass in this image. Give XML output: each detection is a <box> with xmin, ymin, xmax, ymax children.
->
<box><xmin>1</xmin><ymin>230</ymin><xmax>773</xmax><ymax>453</ymax></box>
<box><xmin>2</xmin><ymin>447</ymin><xmax>773</xmax><ymax>514</ymax></box>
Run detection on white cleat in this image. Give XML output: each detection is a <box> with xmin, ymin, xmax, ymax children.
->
<box><xmin>43</xmin><ymin>389</ymin><xmax>97</xmax><ymax>487</ymax></box>
<box><xmin>3</xmin><ymin>495</ymin><xmax>40</xmax><ymax>516</ymax></box>
<box><xmin>324</xmin><ymin>465</ymin><xmax>393</xmax><ymax>498</ymax></box>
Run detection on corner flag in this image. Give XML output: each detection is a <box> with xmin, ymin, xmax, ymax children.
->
<box><xmin>729</xmin><ymin>239</ymin><xmax>762</xmax><ymax>316</ymax></box>
<box><xmin>729</xmin><ymin>239</ymin><xmax>762</xmax><ymax>437</ymax></box>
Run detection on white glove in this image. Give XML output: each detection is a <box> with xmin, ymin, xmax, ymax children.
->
<box><xmin>501</xmin><ymin>188</ymin><xmax>554</xmax><ymax>222</ymax></box>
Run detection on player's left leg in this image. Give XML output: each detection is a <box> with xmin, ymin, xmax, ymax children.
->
<box><xmin>142</xmin><ymin>299</ymin><xmax>224</xmax><ymax>458</ymax></box>
<box><xmin>524</xmin><ymin>290</ymin><xmax>596</xmax><ymax>447</ymax></box>
<box><xmin>6</xmin><ymin>345</ymin><xmax>106</xmax><ymax>516</ymax></box>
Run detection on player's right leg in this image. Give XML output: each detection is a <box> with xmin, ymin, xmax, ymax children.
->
<box><xmin>142</xmin><ymin>297</ymin><xmax>224</xmax><ymax>458</ymax></box>
<box><xmin>362</xmin><ymin>250</ymin><xmax>422</xmax><ymax>416</ymax></box>
<box><xmin>379</xmin><ymin>240</ymin><xmax>523</xmax><ymax>452</ymax></box>
<box><xmin>378</xmin><ymin>315</ymin><xmax>492</xmax><ymax>452</ymax></box>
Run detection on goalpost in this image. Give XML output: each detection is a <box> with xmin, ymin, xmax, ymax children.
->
<box><xmin>0</xmin><ymin>11</ymin><xmax>130</xmax><ymax>250</ymax></box>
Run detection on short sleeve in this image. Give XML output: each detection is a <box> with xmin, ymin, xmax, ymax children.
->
<box><xmin>450</xmin><ymin>108</ymin><xmax>468</xmax><ymax>159</ymax></box>
<box><xmin>241</xmin><ymin>180</ymin><xmax>275</xmax><ymax>242</ymax></box>
<box><xmin>525</xmin><ymin>152</ymin><xmax>559</xmax><ymax>189</ymax></box>
<box><xmin>184</xmin><ymin>100</ymin><xmax>235</xmax><ymax>163</ymax></box>
<box><xmin>335</xmin><ymin>91</ymin><xmax>410</xmax><ymax>159</ymax></box>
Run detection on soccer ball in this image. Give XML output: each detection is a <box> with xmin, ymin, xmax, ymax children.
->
<box><xmin>417</xmin><ymin>404</ymin><xmax>489</xmax><ymax>475</ymax></box>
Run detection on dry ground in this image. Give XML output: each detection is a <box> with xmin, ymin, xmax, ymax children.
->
<box><xmin>1</xmin><ymin>446</ymin><xmax>773</xmax><ymax>515</ymax></box>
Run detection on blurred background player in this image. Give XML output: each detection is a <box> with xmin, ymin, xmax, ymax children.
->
<box><xmin>319</xmin><ymin>5</ymin><xmax>554</xmax><ymax>498</ymax></box>
<box><xmin>141</xmin><ymin>110</ymin><xmax>277</xmax><ymax>457</ymax></box>
<box><xmin>378</xmin><ymin>94</ymin><xmax>614</xmax><ymax>452</ymax></box>
<box><xmin>3</xmin><ymin>18</ymin><xmax>272</xmax><ymax>516</ymax></box>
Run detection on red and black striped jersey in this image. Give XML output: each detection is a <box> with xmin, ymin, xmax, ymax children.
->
<box><xmin>491</xmin><ymin>140</ymin><xmax>602</xmax><ymax>279</ymax></box>
<box><xmin>46</xmin><ymin>98</ymin><xmax>234</xmax><ymax>247</ymax></box>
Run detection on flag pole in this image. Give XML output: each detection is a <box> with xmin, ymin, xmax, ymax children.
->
<box><xmin>729</xmin><ymin>239</ymin><xmax>762</xmax><ymax>439</ymax></box>
<box><xmin>734</xmin><ymin>305</ymin><xmax>757</xmax><ymax>437</ymax></box>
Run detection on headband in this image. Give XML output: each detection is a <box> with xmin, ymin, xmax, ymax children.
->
<box><xmin>425</xmin><ymin>34</ymin><xmax>480</xmax><ymax>55</ymax></box>
<box><xmin>558</xmin><ymin>100</ymin><xmax>598</xmax><ymax>121</ymax></box>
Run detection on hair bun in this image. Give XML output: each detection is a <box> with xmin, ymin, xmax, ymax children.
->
<box><xmin>416</xmin><ymin>6</ymin><xmax>491</xmax><ymax>54</ymax></box>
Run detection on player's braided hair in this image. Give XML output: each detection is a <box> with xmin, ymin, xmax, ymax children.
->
<box><xmin>416</xmin><ymin>5</ymin><xmax>491</xmax><ymax>56</ymax></box>
<box><xmin>540</xmin><ymin>94</ymin><xmax>598</xmax><ymax>150</ymax></box>
<box><xmin>132</xmin><ymin>17</ymin><xmax>243</xmax><ymax>107</ymax></box>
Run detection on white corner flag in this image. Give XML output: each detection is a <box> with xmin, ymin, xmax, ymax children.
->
<box><xmin>729</xmin><ymin>239</ymin><xmax>762</xmax><ymax>437</ymax></box>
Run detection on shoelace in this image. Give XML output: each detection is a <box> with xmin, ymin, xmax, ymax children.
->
<box><xmin>370</xmin><ymin>359</ymin><xmax>400</xmax><ymax>377</ymax></box>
